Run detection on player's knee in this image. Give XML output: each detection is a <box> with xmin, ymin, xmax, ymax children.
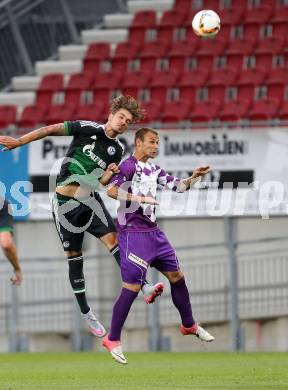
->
<box><xmin>167</xmin><ymin>271</ymin><xmax>184</xmax><ymax>284</ymax></box>
<box><xmin>123</xmin><ymin>282</ymin><xmax>141</xmax><ymax>293</ymax></box>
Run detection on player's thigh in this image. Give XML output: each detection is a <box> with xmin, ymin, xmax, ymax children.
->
<box><xmin>0</xmin><ymin>231</ymin><xmax>14</xmax><ymax>250</ymax></box>
<box><xmin>118</xmin><ymin>231</ymin><xmax>155</xmax><ymax>285</ymax></box>
<box><xmin>86</xmin><ymin>193</ymin><xmax>116</xmax><ymax>239</ymax></box>
<box><xmin>151</xmin><ymin>229</ymin><xmax>180</xmax><ymax>273</ymax></box>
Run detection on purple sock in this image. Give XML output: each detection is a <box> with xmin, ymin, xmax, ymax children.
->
<box><xmin>109</xmin><ymin>287</ymin><xmax>138</xmax><ymax>341</ymax></box>
<box><xmin>170</xmin><ymin>277</ymin><xmax>195</xmax><ymax>328</ymax></box>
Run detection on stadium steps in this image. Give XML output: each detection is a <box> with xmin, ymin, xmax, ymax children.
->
<box><xmin>127</xmin><ymin>0</ymin><xmax>173</xmax><ymax>13</ymax></box>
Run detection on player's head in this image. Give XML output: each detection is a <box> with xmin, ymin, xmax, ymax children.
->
<box><xmin>134</xmin><ymin>127</ymin><xmax>159</xmax><ymax>159</ymax></box>
<box><xmin>108</xmin><ymin>95</ymin><xmax>146</xmax><ymax>134</ymax></box>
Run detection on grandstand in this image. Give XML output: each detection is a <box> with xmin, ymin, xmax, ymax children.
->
<box><xmin>0</xmin><ymin>0</ymin><xmax>288</xmax><ymax>354</ymax></box>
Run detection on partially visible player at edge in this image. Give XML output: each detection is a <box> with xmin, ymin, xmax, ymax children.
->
<box><xmin>0</xmin><ymin>197</ymin><xmax>22</xmax><ymax>286</ymax></box>
<box><xmin>102</xmin><ymin>127</ymin><xmax>215</xmax><ymax>364</ymax></box>
<box><xmin>0</xmin><ymin>95</ymin><xmax>164</xmax><ymax>337</ymax></box>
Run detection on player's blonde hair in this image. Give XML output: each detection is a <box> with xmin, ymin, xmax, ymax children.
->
<box><xmin>110</xmin><ymin>95</ymin><xmax>146</xmax><ymax>123</ymax></box>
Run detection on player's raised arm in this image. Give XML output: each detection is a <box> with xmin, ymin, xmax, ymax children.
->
<box><xmin>176</xmin><ymin>165</ymin><xmax>210</xmax><ymax>192</ymax></box>
<box><xmin>0</xmin><ymin>122</ymin><xmax>66</xmax><ymax>151</ymax></box>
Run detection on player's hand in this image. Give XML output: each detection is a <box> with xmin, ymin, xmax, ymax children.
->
<box><xmin>107</xmin><ymin>163</ymin><xmax>120</xmax><ymax>174</ymax></box>
<box><xmin>191</xmin><ymin>166</ymin><xmax>210</xmax><ymax>179</ymax></box>
<box><xmin>10</xmin><ymin>268</ymin><xmax>23</xmax><ymax>286</ymax></box>
<box><xmin>140</xmin><ymin>196</ymin><xmax>159</xmax><ymax>205</ymax></box>
<box><xmin>0</xmin><ymin>136</ymin><xmax>22</xmax><ymax>151</ymax></box>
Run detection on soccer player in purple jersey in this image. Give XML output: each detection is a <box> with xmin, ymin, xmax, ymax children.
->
<box><xmin>103</xmin><ymin>127</ymin><xmax>214</xmax><ymax>364</ymax></box>
<box><xmin>0</xmin><ymin>96</ymin><xmax>163</xmax><ymax>337</ymax></box>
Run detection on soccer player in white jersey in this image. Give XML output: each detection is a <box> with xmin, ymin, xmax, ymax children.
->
<box><xmin>103</xmin><ymin>127</ymin><xmax>214</xmax><ymax>364</ymax></box>
<box><xmin>0</xmin><ymin>96</ymin><xmax>164</xmax><ymax>337</ymax></box>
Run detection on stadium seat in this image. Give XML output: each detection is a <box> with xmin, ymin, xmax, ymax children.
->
<box><xmin>0</xmin><ymin>105</ymin><xmax>17</xmax><ymax>129</ymax></box>
<box><xmin>173</xmin><ymin>0</ymin><xmax>192</xmax><ymax>13</ymax></box>
<box><xmin>248</xmin><ymin>98</ymin><xmax>280</xmax><ymax>121</ymax></box>
<box><xmin>267</xmin><ymin>68</ymin><xmax>288</xmax><ymax>100</ymax></box>
<box><xmin>65</xmin><ymin>72</ymin><xmax>94</xmax><ymax>106</ymax></box>
<box><xmin>219</xmin><ymin>100</ymin><xmax>250</xmax><ymax>122</ymax></box>
<box><xmin>190</xmin><ymin>100</ymin><xmax>220</xmax><ymax>122</ymax></box>
<box><xmin>196</xmin><ymin>36</ymin><xmax>227</xmax><ymax>57</ymax></box>
<box><xmin>121</xmin><ymin>69</ymin><xmax>152</xmax><ymax>97</ymax></box>
<box><xmin>278</xmin><ymin>101</ymin><xmax>288</xmax><ymax>120</ymax></box>
<box><xmin>45</xmin><ymin>104</ymin><xmax>76</xmax><ymax>125</ymax></box>
<box><xmin>36</xmin><ymin>73</ymin><xmax>64</xmax><ymax>106</ymax></box>
<box><xmin>168</xmin><ymin>39</ymin><xmax>198</xmax><ymax>71</ymax></box>
<box><xmin>91</xmin><ymin>70</ymin><xmax>123</xmax><ymax>104</ymax></box>
<box><xmin>208</xmin><ymin>67</ymin><xmax>239</xmax><ymax>86</ymax></box>
<box><xmin>83</xmin><ymin>42</ymin><xmax>111</xmax><ymax>74</ymax></box>
<box><xmin>220</xmin><ymin>6</ymin><xmax>244</xmax><ymax>26</ymax></box>
<box><xmin>271</xmin><ymin>6</ymin><xmax>288</xmax><ymax>24</ymax></box>
<box><xmin>138</xmin><ymin>100</ymin><xmax>163</xmax><ymax>123</ymax></box>
<box><xmin>129</xmin><ymin>10</ymin><xmax>157</xmax><ymax>44</ymax></box>
<box><xmin>238</xmin><ymin>67</ymin><xmax>267</xmax><ymax>86</ymax></box>
<box><xmin>74</xmin><ymin>102</ymin><xmax>105</xmax><ymax>122</ymax></box>
<box><xmin>157</xmin><ymin>10</ymin><xmax>186</xmax><ymax>42</ymax></box>
<box><xmin>244</xmin><ymin>6</ymin><xmax>273</xmax><ymax>25</ymax></box>
<box><xmin>255</xmin><ymin>37</ymin><xmax>285</xmax><ymax>55</ymax></box>
<box><xmin>226</xmin><ymin>37</ymin><xmax>256</xmax><ymax>56</ymax></box>
<box><xmin>178</xmin><ymin>68</ymin><xmax>209</xmax><ymax>101</ymax></box>
<box><xmin>149</xmin><ymin>69</ymin><xmax>180</xmax><ymax>102</ymax></box>
<box><xmin>139</xmin><ymin>40</ymin><xmax>170</xmax><ymax>71</ymax></box>
<box><xmin>18</xmin><ymin>104</ymin><xmax>47</xmax><ymax>128</ymax></box>
<box><xmin>161</xmin><ymin>100</ymin><xmax>191</xmax><ymax>123</ymax></box>
<box><xmin>112</xmin><ymin>42</ymin><xmax>141</xmax><ymax>73</ymax></box>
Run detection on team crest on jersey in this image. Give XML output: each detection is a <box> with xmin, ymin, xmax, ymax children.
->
<box><xmin>107</xmin><ymin>146</ymin><xmax>116</xmax><ymax>155</ymax></box>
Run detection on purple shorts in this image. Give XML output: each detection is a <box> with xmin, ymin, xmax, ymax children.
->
<box><xmin>118</xmin><ymin>228</ymin><xmax>179</xmax><ymax>285</ymax></box>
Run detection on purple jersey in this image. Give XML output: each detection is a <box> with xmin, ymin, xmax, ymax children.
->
<box><xmin>110</xmin><ymin>155</ymin><xmax>180</xmax><ymax>231</ymax></box>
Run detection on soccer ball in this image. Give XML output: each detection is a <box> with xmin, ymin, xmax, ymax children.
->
<box><xmin>192</xmin><ymin>10</ymin><xmax>221</xmax><ymax>38</ymax></box>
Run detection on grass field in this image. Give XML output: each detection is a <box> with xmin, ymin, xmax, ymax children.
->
<box><xmin>0</xmin><ymin>352</ymin><xmax>287</xmax><ymax>390</ymax></box>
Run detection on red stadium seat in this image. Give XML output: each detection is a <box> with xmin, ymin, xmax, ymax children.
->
<box><xmin>74</xmin><ymin>102</ymin><xmax>105</xmax><ymax>122</ymax></box>
<box><xmin>112</xmin><ymin>42</ymin><xmax>141</xmax><ymax>73</ymax></box>
<box><xmin>226</xmin><ymin>37</ymin><xmax>256</xmax><ymax>56</ymax></box>
<box><xmin>238</xmin><ymin>67</ymin><xmax>267</xmax><ymax>86</ymax></box>
<box><xmin>45</xmin><ymin>104</ymin><xmax>76</xmax><ymax>125</ymax></box>
<box><xmin>266</xmin><ymin>68</ymin><xmax>288</xmax><ymax>100</ymax></box>
<box><xmin>278</xmin><ymin>101</ymin><xmax>288</xmax><ymax>120</ymax></box>
<box><xmin>157</xmin><ymin>10</ymin><xmax>186</xmax><ymax>41</ymax></box>
<box><xmin>244</xmin><ymin>6</ymin><xmax>273</xmax><ymax>24</ymax></box>
<box><xmin>121</xmin><ymin>70</ymin><xmax>152</xmax><ymax>97</ymax></box>
<box><xmin>65</xmin><ymin>72</ymin><xmax>94</xmax><ymax>106</ymax></box>
<box><xmin>18</xmin><ymin>105</ymin><xmax>47</xmax><ymax>128</ymax></box>
<box><xmin>190</xmin><ymin>100</ymin><xmax>220</xmax><ymax>122</ymax></box>
<box><xmin>0</xmin><ymin>105</ymin><xmax>17</xmax><ymax>129</ymax></box>
<box><xmin>138</xmin><ymin>100</ymin><xmax>163</xmax><ymax>123</ymax></box>
<box><xmin>83</xmin><ymin>43</ymin><xmax>111</xmax><ymax>74</ymax></box>
<box><xmin>173</xmin><ymin>0</ymin><xmax>192</xmax><ymax>13</ymax></box>
<box><xmin>219</xmin><ymin>100</ymin><xmax>250</xmax><ymax>122</ymax></box>
<box><xmin>91</xmin><ymin>71</ymin><xmax>123</xmax><ymax>105</ymax></box>
<box><xmin>208</xmin><ymin>67</ymin><xmax>239</xmax><ymax>86</ymax></box>
<box><xmin>255</xmin><ymin>37</ymin><xmax>285</xmax><ymax>55</ymax></box>
<box><xmin>248</xmin><ymin>98</ymin><xmax>280</xmax><ymax>121</ymax></box>
<box><xmin>196</xmin><ymin>36</ymin><xmax>227</xmax><ymax>56</ymax></box>
<box><xmin>129</xmin><ymin>10</ymin><xmax>157</xmax><ymax>44</ymax></box>
<box><xmin>168</xmin><ymin>39</ymin><xmax>198</xmax><ymax>71</ymax></box>
<box><xmin>150</xmin><ymin>69</ymin><xmax>179</xmax><ymax>102</ymax></box>
<box><xmin>139</xmin><ymin>40</ymin><xmax>170</xmax><ymax>71</ymax></box>
<box><xmin>178</xmin><ymin>68</ymin><xmax>209</xmax><ymax>101</ymax></box>
<box><xmin>36</xmin><ymin>73</ymin><xmax>64</xmax><ymax>106</ymax></box>
<box><xmin>162</xmin><ymin>100</ymin><xmax>191</xmax><ymax>123</ymax></box>
<box><xmin>271</xmin><ymin>6</ymin><xmax>288</xmax><ymax>24</ymax></box>
<box><xmin>220</xmin><ymin>7</ymin><xmax>244</xmax><ymax>25</ymax></box>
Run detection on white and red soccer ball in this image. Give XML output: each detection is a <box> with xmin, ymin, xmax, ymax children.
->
<box><xmin>192</xmin><ymin>10</ymin><xmax>221</xmax><ymax>38</ymax></box>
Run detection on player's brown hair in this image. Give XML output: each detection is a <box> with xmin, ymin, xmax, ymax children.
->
<box><xmin>134</xmin><ymin>127</ymin><xmax>158</xmax><ymax>145</ymax></box>
<box><xmin>110</xmin><ymin>95</ymin><xmax>146</xmax><ymax>123</ymax></box>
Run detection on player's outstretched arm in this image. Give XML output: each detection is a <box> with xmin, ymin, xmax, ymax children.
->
<box><xmin>177</xmin><ymin>165</ymin><xmax>210</xmax><ymax>192</ymax></box>
<box><xmin>107</xmin><ymin>185</ymin><xmax>159</xmax><ymax>205</ymax></box>
<box><xmin>0</xmin><ymin>122</ymin><xmax>66</xmax><ymax>151</ymax></box>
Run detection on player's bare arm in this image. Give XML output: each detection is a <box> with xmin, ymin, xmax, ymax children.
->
<box><xmin>100</xmin><ymin>163</ymin><xmax>120</xmax><ymax>186</ymax></box>
<box><xmin>0</xmin><ymin>123</ymin><xmax>66</xmax><ymax>151</ymax></box>
<box><xmin>177</xmin><ymin>165</ymin><xmax>210</xmax><ymax>192</ymax></box>
<box><xmin>107</xmin><ymin>185</ymin><xmax>159</xmax><ymax>205</ymax></box>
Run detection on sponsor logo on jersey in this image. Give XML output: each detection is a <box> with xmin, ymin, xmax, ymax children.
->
<box><xmin>83</xmin><ymin>142</ymin><xmax>107</xmax><ymax>169</ymax></box>
<box><xmin>128</xmin><ymin>252</ymin><xmax>148</xmax><ymax>269</ymax></box>
<box><xmin>107</xmin><ymin>146</ymin><xmax>116</xmax><ymax>155</ymax></box>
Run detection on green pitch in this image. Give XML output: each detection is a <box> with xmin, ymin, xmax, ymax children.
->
<box><xmin>0</xmin><ymin>352</ymin><xmax>287</xmax><ymax>390</ymax></box>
